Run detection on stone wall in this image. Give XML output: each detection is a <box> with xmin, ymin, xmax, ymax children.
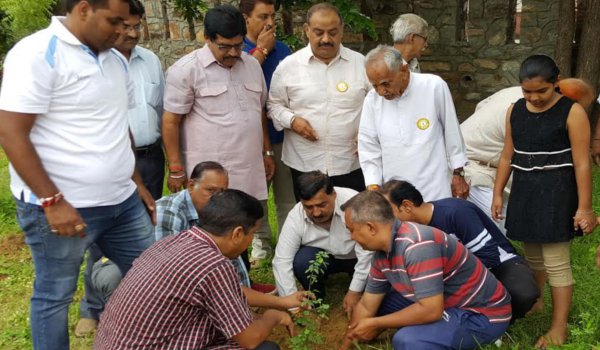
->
<box><xmin>139</xmin><ymin>0</ymin><xmax>559</xmax><ymax>119</ymax></box>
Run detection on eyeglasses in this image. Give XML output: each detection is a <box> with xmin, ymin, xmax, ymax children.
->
<box><xmin>123</xmin><ymin>23</ymin><xmax>143</xmax><ymax>32</ymax></box>
<box><xmin>413</xmin><ymin>33</ymin><xmax>428</xmax><ymax>42</ymax></box>
<box><xmin>215</xmin><ymin>42</ymin><xmax>245</xmax><ymax>52</ymax></box>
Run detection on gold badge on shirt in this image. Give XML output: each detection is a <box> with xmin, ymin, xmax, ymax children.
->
<box><xmin>416</xmin><ymin>118</ymin><xmax>430</xmax><ymax>130</ymax></box>
<box><xmin>336</xmin><ymin>82</ymin><xmax>349</xmax><ymax>93</ymax></box>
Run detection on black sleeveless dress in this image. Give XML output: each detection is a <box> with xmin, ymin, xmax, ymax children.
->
<box><xmin>505</xmin><ymin>96</ymin><xmax>578</xmax><ymax>243</ymax></box>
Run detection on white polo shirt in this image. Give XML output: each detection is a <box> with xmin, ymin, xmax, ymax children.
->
<box><xmin>0</xmin><ymin>17</ymin><xmax>136</xmax><ymax>208</ymax></box>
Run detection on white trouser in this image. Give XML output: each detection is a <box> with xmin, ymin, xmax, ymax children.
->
<box><xmin>467</xmin><ymin>185</ymin><xmax>507</xmax><ymax>235</ymax></box>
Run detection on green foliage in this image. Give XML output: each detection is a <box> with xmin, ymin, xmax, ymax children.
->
<box><xmin>275</xmin><ymin>0</ymin><xmax>377</xmax><ymax>51</ymax></box>
<box><xmin>289</xmin><ymin>251</ymin><xmax>330</xmax><ymax>350</ymax></box>
<box><xmin>0</xmin><ymin>0</ymin><xmax>55</xmax><ymax>42</ymax></box>
<box><xmin>169</xmin><ymin>0</ymin><xmax>207</xmax><ymax>25</ymax></box>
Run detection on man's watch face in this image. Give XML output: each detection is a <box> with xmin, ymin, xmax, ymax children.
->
<box><xmin>453</xmin><ymin>170</ymin><xmax>465</xmax><ymax>177</ymax></box>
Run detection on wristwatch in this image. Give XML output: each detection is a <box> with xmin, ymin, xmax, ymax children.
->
<box><xmin>453</xmin><ymin>168</ymin><xmax>465</xmax><ymax>177</ymax></box>
<box><xmin>263</xmin><ymin>150</ymin><xmax>275</xmax><ymax>157</ymax></box>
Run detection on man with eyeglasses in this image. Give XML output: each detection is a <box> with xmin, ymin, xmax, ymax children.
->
<box><xmin>0</xmin><ymin>0</ymin><xmax>156</xmax><ymax>348</ymax></box>
<box><xmin>390</xmin><ymin>13</ymin><xmax>429</xmax><ymax>73</ymax></box>
<box><xmin>162</xmin><ymin>6</ymin><xmax>273</xmax><ymax>266</ymax></box>
<box><xmin>74</xmin><ymin>0</ymin><xmax>166</xmax><ymax>337</ymax></box>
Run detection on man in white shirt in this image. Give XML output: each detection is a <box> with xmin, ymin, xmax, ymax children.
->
<box><xmin>359</xmin><ymin>45</ymin><xmax>469</xmax><ymax>201</ymax></box>
<box><xmin>76</xmin><ymin>1</ymin><xmax>166</xmax><ymax>336</ymax></box>
<box><xmin>268</xmin><ymin>3</ymin><xmax>371</xmax><ymax>198</ymax></box>
<box><xmin>0</xmin><ymin>0</ymin><xmax>155</xmax><ymax>348</ymax></box>
<box><xmin>272</xmin><ymin>171</ymin><xmax>372</xmax><ymax>317</ymax></box>
<box><xmin>390</xmin><ymin>13</ymin><xmax>428</xmax><ymax>73</ymax></box>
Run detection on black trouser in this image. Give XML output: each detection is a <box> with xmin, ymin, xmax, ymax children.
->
<box><xmin>135</xmin><ymin>139</ymin><xmax>165</xmax><ymax>200</ymax></box>
<box><xmin>491</xmin><ymin>256</ymin><xmax>540</xmax><ymax>321</ymax></box>
<box><xmin>293</xmin><ymin>246</ymin><xmax>357</xmax><ymax>300</ymax></box>
<box><xmin>290</xmin><ymin>167</ymin><xmax>365</xmax><ymax>201</ymax></box>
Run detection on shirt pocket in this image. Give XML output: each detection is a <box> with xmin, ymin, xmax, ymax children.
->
<box><xmin>144</xmin><ymin>82</ymin><xmax>162</xmax><ymax>108</ymax></box>
<box><xmin>241</xmin><ymin>82</ymin><xmax>263</xmax><ymax>113</ymax></box>
<box><xmin>198</xmin><ymin>85</ymin><xmax>229</xmax><ymax>116</ymax></box>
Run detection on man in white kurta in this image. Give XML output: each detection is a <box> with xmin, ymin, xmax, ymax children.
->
<box><xmin>359</xmin><ymin>45</ymin><xmax>468</xmax><ymax>201</ymax></box>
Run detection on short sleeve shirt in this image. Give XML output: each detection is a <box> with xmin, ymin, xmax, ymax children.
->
<box><xmin>367</xmin><ymin>220</ymin><xmax>512</xmax><ymax>323</ymax></box>
<box><xmin>0</xmin><ymin>17</ymin><xmax>136</xmax><ymax>207</ymax></box>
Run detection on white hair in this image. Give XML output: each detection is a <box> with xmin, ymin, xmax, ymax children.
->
<box><xmin>365</xmin><ymin>45</ymin><xmax>404</xmax><ymax>72</ymax></box>
<box><xmin>389</xmin><ymin>13</ymin><xmax>428</xmax><ymax>43</ymax></box>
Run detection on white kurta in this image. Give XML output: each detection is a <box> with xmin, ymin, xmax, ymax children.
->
<box><xmin>358</xmin><ymin>72</ymin><xmax>468</xmax><ymax>201</ymax></box>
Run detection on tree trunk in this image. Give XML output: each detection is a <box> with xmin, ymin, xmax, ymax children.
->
<box><xmin>575</xmin><ymin>0</ymin><xmax>600</xmax><ymax>92</ymax></box>
<box><xmin>281</xmin><ymin>4</ymin><xmax>293</xmax><ymax>36</ymax></box>
<box><xmin>187</xmin><ymin>17</ymin><xmax>196</xmax><ymax>41</ymax></box>
<box><xmin>554</xmin><ymin>0</ymin><xmax>575</xmax><ymax>76</ymax></box>
<box><xmin>161</xmin><ymin>0</ymin><xmax>170</xmax><ymax>40</ymax></box>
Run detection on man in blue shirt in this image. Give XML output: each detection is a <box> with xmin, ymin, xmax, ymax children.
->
<box><xmin>240</xmin><ymin>0</ymin><xmax>295</xmax><ymax>266</ymax></box>
<box><xmin>381</xmin><ymin>180</ymin><xmax>539</xmax><ymax>320</ymax></box>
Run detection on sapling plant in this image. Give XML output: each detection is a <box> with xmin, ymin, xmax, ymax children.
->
<box><xmin>289</xmin><ymin>250</ymin><xmax>331</xmax><ymax>350</ymax></box>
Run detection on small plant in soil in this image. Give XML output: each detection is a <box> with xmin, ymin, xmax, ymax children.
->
<box><xmin>289</xmin><ymin>251</ymin><xmax>331</xmax><ymax>350</ymax></box>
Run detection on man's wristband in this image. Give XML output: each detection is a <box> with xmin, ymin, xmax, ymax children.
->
<box><xmin>250</xmin><ymin>47</ymin><xmax>268</xmax><ymax>57</ymax></box>
<box><xmin>168</xmin><ymin>164</ymin><xmax>184</xmax><ymax>172</ymax></box>
<box><xmin>40</xmin><ymin>192</ymin><xmax>64</xmax><ymax>208</ymax></box>
<box><xmin>452</xmin><ymin>168</ymin><xmax>465</xmax><ymax>177</ymax></box>
<box><xmin>263</xmin><ymin>150</ymin><xmax>275</xmax><ymax>157</ymax></box>
<box><xmin>367</xmin><ymin>184</ymin><xmax>380</xmax><ymax>191</ymax></box>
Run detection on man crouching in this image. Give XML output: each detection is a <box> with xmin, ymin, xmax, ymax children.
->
<box><xmin>340</xmin><ymin>191</ymin><xmax>511</xmax><ymax>350</ymax></box>
<box><xmin>95</xmin><ymin>190</ymin><xmax>292</xmax><ymax>349</ymax></box>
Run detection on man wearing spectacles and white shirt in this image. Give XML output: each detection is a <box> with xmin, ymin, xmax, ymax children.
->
<box><xmin>161</xmin><ymin>5</ymin><xmax>274</xmax><ymax>266</ymax></box>
<box><xmin>390</xmin><ymin>13</ymin><xmax>429</xmax><ymax>73</ymax></box>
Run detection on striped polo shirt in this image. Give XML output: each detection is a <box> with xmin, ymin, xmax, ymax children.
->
<box><xmin>366</xmin><ymin>220</ymin><xmax>512</xmax><ymax>323</ymax></box>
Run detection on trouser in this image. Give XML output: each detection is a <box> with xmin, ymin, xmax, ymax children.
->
<box><xmin>491</xmin><ymin>257</ymin><xmax>539</xmax><ymax>320</ymax></box>
<box><xmin>292</xmin><ymin>246</ymin><xmax>357</xmax><ymax>299</ymax></box>
<box><xmin>290</xmin><ymin>167</ymin><xmax>365</xmax><ymax>202</ymax></box>
<box><xmin>378</xmin><ymin>292</ymin><xmax>509</xmax><ymax>350</ymax></box>
<box><xmin>467</xmin><ymin>186</ymin><xmax>507</xmax><ymax>235</ymax></box>
<box><xmin>522</xmin><ymin>241</ymin><xmax>574</xmax><ymax>287</ymax></box>
<box><xmin>79</xmin><ymin>245</ymin><xmax>123</xmax><ymax>320</ymax></box>
<box><xmin>252</xmin><ymin>143</ymin><xmax>296</xmax><ymax>260</ymax></box>
<box><xmin>15</xmin><ymin>191</ymin><xmax>155</xmax><ymax>350</ymax></box>
<box><xmin>135</xmin><ymin>139</ymin><xmax>166</xmax><ymax>200</ymax></box>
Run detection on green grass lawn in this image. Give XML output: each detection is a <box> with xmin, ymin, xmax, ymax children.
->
<box><xmin>1</xmin><ymin>149</ymin><xmax>599</xmax><ymax>349</ymax></box>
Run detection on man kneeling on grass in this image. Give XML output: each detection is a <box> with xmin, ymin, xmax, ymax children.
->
<box><xmin>95</xmin><ymin>190</ymin><xmax>297</xmax><ymax>349</ymax></box>
<box><xmin>340</xmin><ymin>191</ymin><xmax>511</xmax><ymax>350</ymax></box>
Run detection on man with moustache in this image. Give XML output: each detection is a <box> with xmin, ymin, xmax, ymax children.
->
<box><xmin>272</xmin><ymin>171</ymin><xmax>372</xmax><ymax>317</ymax></box>
<box><xmin>162</xmin><ymin>5</ymin><xmax>274</xmax><ymax>265</ymax></box>
<box><xmin>358</xmin><ymin>45</ymin><xmax>469</xmax><ymax>201</ymax></box>
<box><xmin>162</xmin><ymin>4</ymin><xmax>272</xmax><ymax>201</ymax></box>
<box><xmin>239</xmin><ymin>0</ymin><xmax>295</xmax><ymax>266</ymax></box>
<box><xmin>76</xmin><ymin>1</ymin><xmax>165</xmax><ymax>335</ymax></box>
<box><xmin>268</xmin><ymin>2</ymin><xmax>371</xmax><ymax>198</ymax></box>
<box><xmin>0</xmin><ymin>0</ymin><xmax>156</xmax><ymax>348</ymax></box>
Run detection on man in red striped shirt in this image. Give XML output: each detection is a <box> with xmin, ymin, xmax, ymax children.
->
<box><xmin>95</xmin><ymin>190</ymin><xmax>294</xmax><ymax>349</ymax></box>
<box><xmin>341</xmin><ymin>191</ymin><xmax>511</xmax><ymax>350</ymax></box>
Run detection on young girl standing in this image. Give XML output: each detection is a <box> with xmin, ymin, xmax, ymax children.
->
<box><xmin>492</xmin><ymin>55</ymin><xmax>596</xmax><ymax>348</ymax></box>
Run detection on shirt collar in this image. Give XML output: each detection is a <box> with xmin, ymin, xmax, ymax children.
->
<box><xmin>129</xmin><ymin>46</ymin><xmax>143</xmax><ymax>62</ymax></box>
<box><xmin>49</xmin><ymin>16</ymin><xmax>83</xmax><ymax>46</ymax></box>
<box><xmin>189</xmin><ymin>226</ymin><xmax>224</xmax><ymax>256</ymax></box>
<box><xmin>300</xmin><ymin>44</ymin><xmax>349</xmax><ymax>65</ymax></box>
<box><xmin>197</xmin><ymin>44</ymin><xmax>246</xmax><ymax>69</ymax></box>
<box><xmin>182</xmin><ymin>190</ymin><xmax>199</xmax><ymax>222</ymax></box>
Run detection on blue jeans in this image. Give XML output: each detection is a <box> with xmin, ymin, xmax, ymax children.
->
<box><xmin>16</xmin><ymin>191</ymin><xmax>155</xmax><ymax>350</ymax></box>
<box><xmin>378</xmin><ymin>292</ymin><xmax>509</xmax><ymax>350</ymax></box>
<box><xmin>79</xmin><ymin>244</ymin><xmax>123</xmax><ymax>320</ymax></box>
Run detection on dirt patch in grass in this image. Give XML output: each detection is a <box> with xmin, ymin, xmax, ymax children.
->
<box><xmin>0</xmin><ymin>233</ymin><xmax>26</xmax><ymax>257</ymax></box>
